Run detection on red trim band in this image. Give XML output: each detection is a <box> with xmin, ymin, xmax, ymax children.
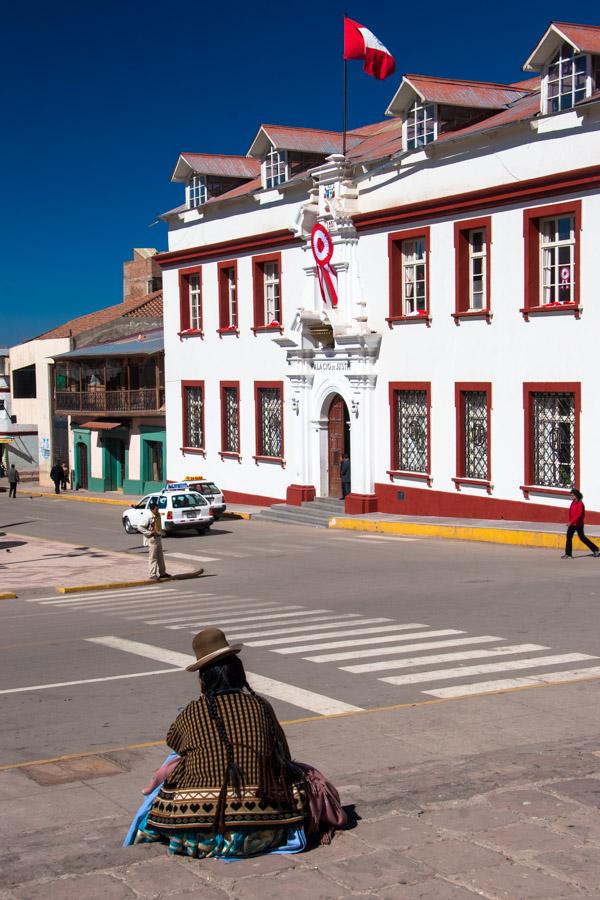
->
<box><xmin>157</xmin><ymin>230</ymin><xmax>300</xmax><ymax>268</ymax></box>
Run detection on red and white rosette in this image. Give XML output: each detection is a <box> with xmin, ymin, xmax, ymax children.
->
<box><xmin>311</xmin><ymin>223</ymin><xmax>338</xmax><ymax>308</ymax></box>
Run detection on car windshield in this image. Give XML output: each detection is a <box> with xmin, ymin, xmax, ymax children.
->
<box><xmin>171</xmin><ymin>493</ymin><xmax>207</xmax><ymax>508</ymax></box>
<box><xmin>190</xmin><ymin>482</ymin><xmax>219</xmax><ymax>495</ymax></box>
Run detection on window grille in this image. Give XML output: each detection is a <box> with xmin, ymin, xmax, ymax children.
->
<box><xmin>463</xmin><ymin>391</ymin><xmax>488</xmax><ymax>479</ymax></box>
<box><xmin>546</xmin><ymin>43</ymin><xmax>588</xmax><ymax>113</ymax></box>
<box><xmin>531</xmin><ymin>392</ymin><xmax>575</xmax><ymax>487</ymax></box>
<box><xmin>468</xmin><ymin>230</ymin><xmax>486</xmax><ymax>310</ymax></box>
<box><xmin>187</xmin><ymin>175</ymin><xmax>207</xmax><ymax>208</ymax></box>
<box><xmin>264</xmin><ymin>262</ymin><xmax>281</xmax><ymax>323</ymax></box>
<box><xmin>540</xmin><ymin>216</ymin><xmax>575</xmax><ymax>305</ymax></box>
<box><xmin>185</xmin><ymin>386</ymin><xmax>204</xmax><ymax>448</ymax></box>
<box><xmin>395</xmin><ymin>389</ymin><xmax>428</xmax><ymax>472</ymax></box>
<box><xmin>405</xmin><ymin>100</ymin><xmax>436</xmax><ymax>149</ymax></box>
<box><xmin>223</xmin><ymin>387</ymin><xmax>239</xmax><ymax>453</ymax></box>
<box><xmin>264</xmin><ymin>147</ymin><xmax>287</xmax><ymax>189</ymax></box>
<box><xmin>258</xmin><ymin>388</ymin><xmax>282</xmax><ymax>458</ymax></box>
<box><xmin>402</xmin><ymin>239</ymin><xmax>426</xmax><ymax>314</ymax></box>
<box><xmin>188</xmin><ymin>274</ymin><xmax>202</xmax><ymax>330</ymax></box>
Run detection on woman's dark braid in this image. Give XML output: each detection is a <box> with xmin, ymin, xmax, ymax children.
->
<box><xmin>205</xmin><ymin>689</ymin><xmax>243</xmax><ymax>833</ymax></box>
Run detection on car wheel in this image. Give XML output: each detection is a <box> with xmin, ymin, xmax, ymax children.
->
<box><xmin>196</xmin><ymin>526</ymin><xmax>209</xmax><ymax>535</ymax></box>
<box><xmin>123</xmin><ymin>517</ymin><xmax>137</xmax><ymax>535</ymax></box>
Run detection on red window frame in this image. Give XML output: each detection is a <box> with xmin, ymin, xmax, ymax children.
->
<box><xmin>453</xmin><ymin>382</ymin><xmax>492</xmax><ymax>491</ymax></box>
<box><xmin>178</xmin><ymin>266</ymin><xmax>203</xmax><ymax>336</ymax></box>
<box><xmin>388</xmin><ymin>381</ymin><xmax>432</xmax><ymax>483</ymax></box>
<box><xmin>254</xmin><ymin>380</ymin><xmax>285</xmax><ymax>464</ymax></box>
<box><xmin>387</xmin><ymin>227</ymin><xmax>431</xmax><ymax>325</ymax></box>
<box><xmin>181</xmin><ymin>379</ymin><xmax>205</xmax><ymax>455</ymax></box>
<box><xmin>252</xmin><ymin>252</ymin><xmax>283</xmax><ymax>333</ymax></box>
<box><xmin>521</xmin><ymin>381</ymin><xmax>581</xmax><ymax>497</ymax></box>
<box><xmin>217</xmin><ymin>260</ymin><xmax>239</xmax><ymax>334</ymax></box>
<box><xmin>522</xmin><ymin>200</ymin><xmax>582</xmax><ymax>319</ymax></box>
<box><xmin>220</xmin><ymin>380</ymin><xmax>240</xmax><ymax>458</ymax></box>
<box><xmin>453</xmin><ymin>217</ymin><xmax>492</xmax><ymax>323</ymax></box>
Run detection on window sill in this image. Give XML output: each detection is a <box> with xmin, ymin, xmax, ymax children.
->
<box><xmin>520</xmin><ymin>484</ymin><xmax>572</xmax><ymax>499</ymax></box>
<box><xmin>520</xmin><ymin>304</ymin><xmax>581</xmax><ymax>322</ymax></box>
<box><xmin>452</xmin><ymin>309</ymin><xmax>493</xmax><ymax>325</ymax></box>
<box><xmin>386</xmin><ymin>313</ymin><xmax>431</xmax><ymax>328</ymax></box>
<box><xmin>387</xmin><ymin>469</ymin><xmax>432</xmax><ymax>486</ymax></box>
<box><xmin>181</xmin><ymin>446</ymin><xmax>206</xmax><ymax>457</ymax></box>
<box><xmin>219</xmin><ymin>451</ymin><xmax>241</xmax><ymax>461</ymax></box>
<box><xmin>252</xmin><ymin>324</ymin><xmax>284</xmax><ymax>335</ymax></box>
<box><xmin>253</xmin><ymin>455</ymin><xmax>286</xmax><ymax>467</ymax></box>
<box><xmin>452</xmin><ymin>477</ymin><xmax>493</xmax><ymax>494</ymax></box>
<box><xmin>217</xmin><ymin>327</ymin><xmax>240</xmax><ymax>337</ymax></box>
<box><xmin>178</xmin><ymin>329</ymin><xmax>204</xmax><ymax>340</ymax></box>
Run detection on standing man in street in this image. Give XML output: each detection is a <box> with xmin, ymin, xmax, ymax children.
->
<box><xmin>7</xmin><ymin>464</ymin><xmax>19</xmax><ymax>498</ymax></box>
<box><xmin>340</xmin><ymin>452</ymin><xmax>351</xmax><ymax>500</ymax></box>
<box><xmin>137</xmin><ymin>498</ymin><xmax>171</xmax><ymax>581</ymax></box>
<box><xmin>50</xmin><ymin>461</ymin><xmax>63</xmax><ymax>494</ymax></box>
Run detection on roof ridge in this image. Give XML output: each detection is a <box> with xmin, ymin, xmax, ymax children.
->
<box><xmin>405</xmin><ymin>73</ymin><xmax>527</xmax><ymax>91</ymax></box>
<box><xmin>260</xmin><ymin>123</ymin><xmax>343</xmax><ymax>135</ymax></box>
<box><xmin>181</xmin><ymin>152</ymin><xmax>259</xmax><ymax>161</ymax></box>
<box><xmin>552</xmin><ymin>20</ymin><xmax>600</xmax><ymax>30</ymax></box>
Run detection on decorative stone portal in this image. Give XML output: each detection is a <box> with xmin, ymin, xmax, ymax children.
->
<box><xmin>327</xmin><ymin>394</ymin><xmax>350</xmax><ymax>498</ymax></box>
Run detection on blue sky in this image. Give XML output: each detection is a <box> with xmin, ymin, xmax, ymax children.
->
<box><xmin>1</xmin><ymin>1</ymin><xmax>597</xmax><ymax>345</ymax></box>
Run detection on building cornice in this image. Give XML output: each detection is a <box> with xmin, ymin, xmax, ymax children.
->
<box><xmin>353</xmin><ymin>164</ymin><xmax>600</xmax><ymax>232</ymax></box>
<box><xmin>156</xmin><ymin>229</ymin><xmax>302</xmax><ymax>268</ymax></box>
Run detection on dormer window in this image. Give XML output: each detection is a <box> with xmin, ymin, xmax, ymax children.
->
<box><xmin>263</xmin><ymin>147</ymin><xmax>288</xmax><ymax>189</ymax></box>
<box><xmin>545</xmin><ymin>43</ymin><xmax>589</xmax><ymax>114</ymax></box>
<box><xmin>404</xmin><ymin>100</ymin><xmax>436</xmax><ymax>150</ymax></box>
<box><xmin>187</xmin><ymin>175</ymin><xmax>207</xmax><ymax>208</ymax></box>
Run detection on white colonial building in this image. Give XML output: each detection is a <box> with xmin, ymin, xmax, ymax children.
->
<box><xmin>159</xmin><ymin>21</ymin><xmax>600</xmax><ymax>524</ymax></box>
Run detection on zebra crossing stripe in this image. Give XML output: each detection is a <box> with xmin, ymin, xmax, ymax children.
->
<box><xmin>40</xmin><ymin>588</ymin><xmax>178</xmax><ymax>604</ymax></box>
<box><xmin>342</xmin><ymin>643</ymin><xmax>549</xmax><ymax>674</ymax></box>
<box><xmin>227</xmin><ymin>615</ymin><xmax>367</xmax><ymax>639</ymax></box>
<box><xmin>249</xmin><ymin>623</ymin><xmax>427</xmax><ymax>648</ymax></box>
<box><xmin>145</xmin><ymin>601</ymin><xmax>283</xmax><ymax>625</ymax></box>
<box><xmin>379</xmin><ymin>653</ymin><xmax>597</xmax><ymax>686</ymax></box>
<box><xmin>424</xmin><ymin>665</ymin><xmax>600</xmax><ymax>698</ymax></box>
<box><xmin>168</xmin><ymin>608</ymin><xmax>329</xmax><ymax>629</ymax></box>
<box><xmin>275</xmin><ymin>628</ymin><xmax>459</xmax><ymax>655</ymax></box>
<box><xmin>305</xmin><ymin>635</ymin><xmax>503</xmax><ymax>663</ymax></box>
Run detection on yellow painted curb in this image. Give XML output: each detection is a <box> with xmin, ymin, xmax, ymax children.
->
<box><xmin>0</xmin><ymin>592</ymin><xmax>17</xmax><ymax>600</ymax></box>
<box><xmin>26</xmin><ymin>491</ymin><xmax>129</xmax><ymax>507</ymax></box>
<box><xmin>56</xmin><ymin>578</ymin><xmax>161</xmax><ymax>594</ymax></box>
<box><xmin>224</xmin><ymin>510</ymin><xmax>252</xmax><ymax>520</ymax></box>
<box><xmin>328</xmin><ymin>516</ymin><xmax>600</xmax><ymax>551</ymax></box>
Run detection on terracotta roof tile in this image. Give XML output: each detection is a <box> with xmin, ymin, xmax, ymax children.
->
<box><xmin>35</xmin><ymin>291</ymin><xmax>162</xmax><ymax>340</ymax></box>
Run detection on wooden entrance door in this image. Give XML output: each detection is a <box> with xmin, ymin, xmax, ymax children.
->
<box><xmin>76</xmin><ymin>442</ymin><xmax>88</xmax><ymax>490</ymax></box>
<box><xmin>105</xmin><ymin>438</ymin><xmax>125</xmax><ymax>491</ymax></box>
<box><xmin>328</xmin><ymin>395</ymin><xmax>348</xmax><ymax>497</ymax></box>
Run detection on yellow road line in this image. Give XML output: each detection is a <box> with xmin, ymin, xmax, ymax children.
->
<box><xmin>3</xmin><ymin>671</ymin><xmax>600</xmax><ymax>772</ymax></box>
<box><xmin>0</xmin><ymin>592</ymin><xmax>17</xmax><ymax>600</ymax></box>
<box><xmin>329</xmin><ymin>516</ymin><xmax>599</xmax><ymax>550</ymax></box>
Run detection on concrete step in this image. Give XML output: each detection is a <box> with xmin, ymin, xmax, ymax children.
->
<box><xmin>257</xmin><ymin>511</ymin><xmax>331</xmax><ymax>528</ymax></box>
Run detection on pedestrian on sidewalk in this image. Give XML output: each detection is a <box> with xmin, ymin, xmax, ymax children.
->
<box><xmin>137</xmin><ymin>497</ymin><xmax>170</xmax><ymax>581</ymax></box>
<box><xmin>562</xmin><ymin>488</ymin><xmax>600</xmax><ymax>559</ymax></box>
<box><xmin>7</xmin><ymin>464</ymin><xmax>19</xmax><ymax>498</ymax></box>
<box><xmin>60</xmin><ymin>462</ymin><xmax>70</xmax><ymax>491</ymax></box>
<box><xmin>340</xmin><ymin>452</ymin><xmax>351</xmax><ymax>499</ymax></box>
<box><xmin>50</xmin><ymin>461</ymin><xmax>63</xmax><ymax>494</ymax></box>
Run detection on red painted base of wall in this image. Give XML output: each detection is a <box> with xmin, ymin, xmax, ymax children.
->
<box><xmin>345</xmin><ymin>493</ymin><xmax>379</xmax><ymax>514</ymax></box>
<box><xmin>375</xmin><ymin>482</ymin><xmax>600</xmax><ymax>525</ymax></box>
<box><xmin>286</xmin><ymin>484</ymin><xmax>316</xmax><ymax>506</ymax></box>
<box><xmin>222</xmin><ymin>489</ymin><xmax>283</xmax><ymax>507</ymax></box>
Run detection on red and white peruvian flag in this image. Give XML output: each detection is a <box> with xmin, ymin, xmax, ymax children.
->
<box><xmin>343</xmin><ymin>16</ymin><xmax>396</xmax><ymax>81</ymax></box>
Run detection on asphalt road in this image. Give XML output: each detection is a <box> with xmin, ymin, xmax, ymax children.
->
<box><xmin>2</xmin><ymin>495</ymin><xmax>600</xmax><ymax>766</ymax></box>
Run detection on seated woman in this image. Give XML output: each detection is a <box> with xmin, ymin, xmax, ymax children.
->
<box><xmin>128</xmin><ymin>627</ymin><xmax>308</xmax><ymax>858</ymax></box>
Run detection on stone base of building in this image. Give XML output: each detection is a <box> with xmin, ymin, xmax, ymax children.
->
<box><xmin>345</xmin><ymin>493</ymin><xmax>378</xmax><ymax>514</ymax></box>
<box><xmin>286</xmin><ymin>484</ymin><xmax>317</xmax><ymax>506</ymax></box>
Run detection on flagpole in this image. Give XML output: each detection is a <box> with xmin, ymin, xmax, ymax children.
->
<box><xmin>343</xmin><ymin>13</ymin><xmax>347</xmax><ymax>157</ymax></box>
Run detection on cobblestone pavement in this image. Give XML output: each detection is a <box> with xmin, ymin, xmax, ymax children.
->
<box><xmin>3</xmin><ymin>687</ymin><xmax>600</xmax><ymax>899</ymax></box>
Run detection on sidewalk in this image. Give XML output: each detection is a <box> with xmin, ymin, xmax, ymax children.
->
<box><xmin>2</xmin><ymin>680</ymin><xmax>600</xmax><ymax>898</ymax></box>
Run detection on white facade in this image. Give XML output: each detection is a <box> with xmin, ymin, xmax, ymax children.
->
<box><xmin>161</xmin><ymin>24</ymin><xmax>600</xmax><ymax>523</ymax></box>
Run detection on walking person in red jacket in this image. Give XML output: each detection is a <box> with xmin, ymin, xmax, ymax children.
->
<box><xmin>562</xmin><ymin>489</ymin><xmax>600</xmax><ymax>559</ymax></box>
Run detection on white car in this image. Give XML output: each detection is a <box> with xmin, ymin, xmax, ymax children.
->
<box><xmin>168</xmin><ymin>480</ymin><xmax>227</xmax><ymax>519</ymax></box>
<box><xmin>122</xmin><ymin>490</ymin><xmax>214</xmax><ymax>536</ymax></box>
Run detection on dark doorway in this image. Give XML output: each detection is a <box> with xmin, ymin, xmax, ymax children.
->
<box><xmin>327</xmin><ymin>395</ymin><xmax>350</xmax><ymax>498</ymax></box>
<box><xmin>105</xmin><ymin>437</ymin><xmax>125</xmax><ymax>491</ymax></box>
<box><xmin>76</xmin><ymin>442</ymin><xmax>88</xmax><ymax>490</ymax></box>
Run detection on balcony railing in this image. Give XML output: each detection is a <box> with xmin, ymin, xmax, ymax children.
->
<box><xmin>55</xmin><ymin>388</ymin><xmax>165</xmax><ymax>414</ymax></box>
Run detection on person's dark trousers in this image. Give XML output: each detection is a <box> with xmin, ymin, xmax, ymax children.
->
<box><xmin>9</xmin><ymin>483</ymin><xmax>16</xmax><ymax>498</ymax></box>
<box><xmin>53</xmin><ymin>480</ymin><xmax>61</xmax><ymax>494</ymax></box>
<box><xmin>565</xmin><ymin>525</ymin><xmax>599</xmax><ymax>556</ymax></box>
<box><xmin>341</xmin><ymin>482</ymin><xmax>350</xmax><ymax>499</ymax></box>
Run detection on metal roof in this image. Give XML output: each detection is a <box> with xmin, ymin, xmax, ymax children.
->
<box><xmin>247</xmin><ymin>124</ymin><xmax>367</xmax><ymax>158</ymax></box>
<box><xmin>53</xmin><ymin>335</ymin><xmax>163</xmax><ymax>360</ymax></box>
<box><xmin>524</xmin><ymin>21</ymin><xmax>600</xmax><ymax>70</ymax></box>
<box><xmin>171</xmin><ymin>153</ymin><xmax>261</xmax><ymax>183</ymax></box>
<box><xmin>386</xmin><ymin>75</ymin><xmax>528</xmax><ymax>117</ymax></box>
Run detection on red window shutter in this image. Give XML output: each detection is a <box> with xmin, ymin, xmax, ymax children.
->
<box><xmin>218</xmin><ymin>266</ymin><xmax>228</xmax><ymax>328</ymax></box>
<box><xmin>456</xmin><ymin>230</ymin><xmax>470</xmax><ymax>313</ymax></box>
<box><xmin>253</xmin><ymin>260</ymin><xmax>264</xmax><ymax>327</ymax></box>
<box><xmin>388</xmin><ymin>239</ymin><xmax>402</xmax><ymax>317</ymax></box>
<box><xmin>524</xmin><ymin>215</ymin><xmax>540</xmax><ymax>310</ymax></box>
<box><xmin>179</xmin><ymin>271</ymin><xmax>190</xmax><ymax>331</ymax></box>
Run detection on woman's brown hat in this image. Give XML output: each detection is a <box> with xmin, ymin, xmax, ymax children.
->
<box><xmin>185</xmin><ymin>626</ymin><xmax>242</xmax><ymax>672</ymax></box>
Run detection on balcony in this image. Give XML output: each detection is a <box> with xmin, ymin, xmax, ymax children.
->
<box><xmin>55</xmin><ymin>387</ymin><xmax>165</xmax><ymax>415</ymax></box>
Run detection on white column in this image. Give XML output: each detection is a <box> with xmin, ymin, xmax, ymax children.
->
<box><xmin>287</xmin><ymin>373</ymin><xmax>314</xmax><ymax>486</ymax></box>
<box><xmin>346</xmin><ymin>374</ymin><xmax>377</xmax><ymax>496</ymax></box>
